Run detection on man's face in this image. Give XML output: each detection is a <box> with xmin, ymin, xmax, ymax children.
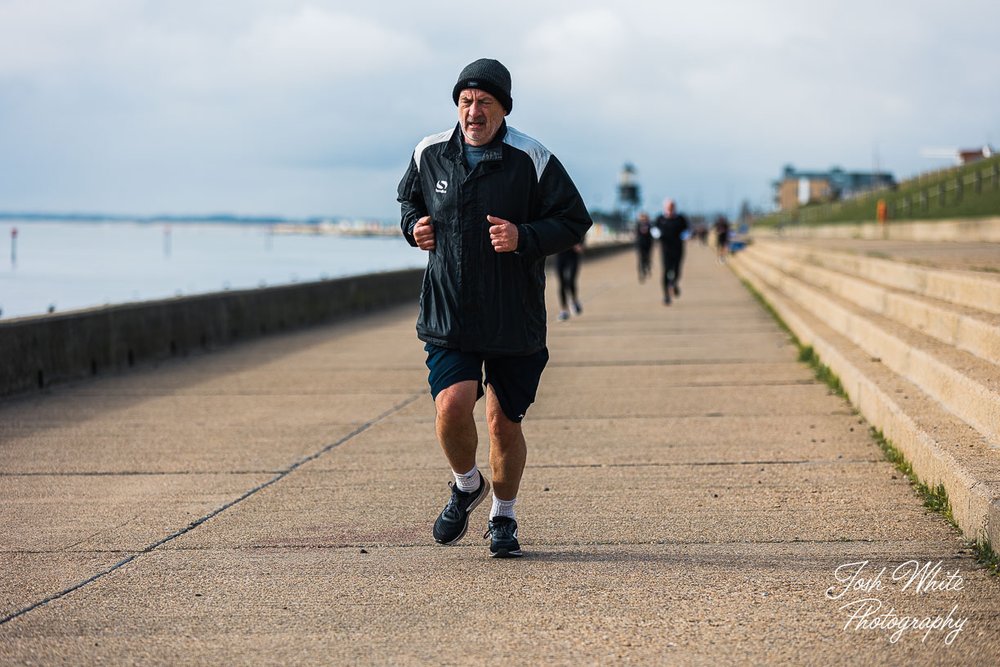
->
<box><xmin>664</xmin><ymin>199</ymin><xmax>676</xmax><ymax>217</ymax></box>
<box><xmin>458</xmin><ymin>89</ymin><xmax>505</xmax><ymax>146</ymax></box>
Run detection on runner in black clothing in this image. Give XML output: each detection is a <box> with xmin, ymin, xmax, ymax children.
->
<box><xmin>635</xmin><ymin>212</ymin><xmax>653</xmax><ymax>283</ymax></box>
<box><xmin>653</xmin><ymin>198</ymin><xmax>689</xmax><ymax>305</ymax></box>
<box><xmin>714</xmin><ymin>215</ymin><xmax>730</xmax><ymax>263</ymax></box>
<box><xmin>398</xmin><ymin>58</ymin><xmax>591</xmax><ymax>559</ymax></box>
<box><xmin>556</xmin><ymin>243</ymin><xmax>583</xmax><ymax>321</ymax></box>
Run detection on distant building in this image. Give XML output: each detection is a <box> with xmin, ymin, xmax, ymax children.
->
<box><xmin>957</xmin><ymin>145</ymin><xmax>994</xmax><ymax>165</ymax></box>
<box><xmin>773</xmin><ymin>164</ymin><xmax>895</xmax><ymax>211</ymax></box>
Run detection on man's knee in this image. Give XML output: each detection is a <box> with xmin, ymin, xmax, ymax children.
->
<box><xmin>487</xmin><ymin>402</ymin><xmax>522</xmax><ymax>442</ymax></box>
<box><xmin>435</xmin><ymin>381</ymin><xmax>478</xmax><ymax>423</ymax></box>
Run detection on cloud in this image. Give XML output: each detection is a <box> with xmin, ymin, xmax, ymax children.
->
<box><xmin>0</xmin><ymin>2</ymin><xmax>431</xmax><ymax>102</ymax></box>
<box><xmin>143</xmin><ymin>6</ymin><xmax>432</xmax><ymax>99</ymax></box>
<box><xmin>0</xmin><ymin>0</ymin><xmax>134</xmax><ymax>77</ymax></box>
<box><xmin>239</xmin><ymin>7</ymin><xmax>426</xmax><ymax>83</ymax></box>
<box><xmin>0</xmin><ymin>1</ymin><xmax>437</xmax><ymax>214</ymax></box>
<box><xmin>0</xmin><ymin>0</ymin><xmax>997</xmax><ymax>218</ymax></box>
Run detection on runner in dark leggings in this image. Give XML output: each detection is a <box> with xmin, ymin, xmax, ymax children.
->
<box><xmin>714</xmin><ymin>215</ymin><xmax>730</xmax><ymax>263</ymax></box>
<box><xmin>654</xmin><ymin>198</ymin><xmax>689</xmax><ymax>305</ymax></box>
<box><xmin>635</xmin><ymin>212</ymin><xmax>653</xmax><ymax>282</ymax></box>
<box><xmin>556</xmin><ymin>244</ymin><xmax>583</xmax><ymax>321</ymax></box>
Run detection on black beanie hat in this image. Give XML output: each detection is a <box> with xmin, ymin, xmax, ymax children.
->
<box><xmin>452</xmin><ymin>58</ymin><xmax>513</xmax><ymax>114</ymax></box>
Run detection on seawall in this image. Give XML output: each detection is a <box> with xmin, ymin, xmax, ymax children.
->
<box><xmin>1</xmin><ymin>269</ymin><xmax>424</xmax><ymax>398</ymax></box>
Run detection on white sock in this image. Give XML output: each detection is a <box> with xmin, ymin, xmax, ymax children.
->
<box><xmin>452</xmin><ymin>466</ymin><xmax>481</xmax><ymax>493</ymax></box>
<box><xmin>490</xmin><ymin>495</ymin><xmax>516</xmax><ymax>520</ymax></box>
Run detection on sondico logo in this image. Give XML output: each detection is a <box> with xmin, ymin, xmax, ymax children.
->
<box><xmin>435</xmin><ymin>180</ymin><xmax>448</xmax><ymax>194</ymax></box>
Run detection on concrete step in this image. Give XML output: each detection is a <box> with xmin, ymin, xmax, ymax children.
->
<box><xmin>742</xmin><ymin>244</ymin><xmax>1000</xmax><ymax>365</ymax></box>
<box><xmin>755</xmin><ymin>239</ymin><xmax>1000</xmax><ymax>315</ymax></box>
<box><xmin>735</xmin><ymin>249</ymin><xmax>1000</xmax><ymax>446</ymax></box>
<box><xmin>756</xmin><ymin>238</ymin><xmax>1000</xmax><ymax>272</ymax></box>
<box><xmin>730</xmin><ymin>252</ymin><xmax>1000</xmax><ymax>549</ymax></box>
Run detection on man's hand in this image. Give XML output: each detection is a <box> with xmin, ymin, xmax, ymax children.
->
<box><xmin>487</xmin><ymin>215</ymin><xmax>518</xmax><ymax>253</ymax></box>
<box><xmin>413</xmin><ymin>216</ymin><xmax>435</xmax><ymax>251</ymax></box>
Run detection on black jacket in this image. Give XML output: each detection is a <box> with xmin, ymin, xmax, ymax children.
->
<box><xmin>398</xmin><ymin>122</ymin><xmax>592</xmax><ymax>355</ymax></box>
<box><xmin>655</xmin><ymin>214</ymin><xmax>689</xmax><ymax>254</ymax></box>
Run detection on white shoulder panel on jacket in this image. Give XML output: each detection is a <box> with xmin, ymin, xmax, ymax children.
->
<box><xmin>413</xmin><ymin>129</ymin><xmax>454</xmax><ymax>172</ymax></box>
<box><xmin>503</xmin><ymin>126</ymin><xmax>552</xmax><ymax>182</ymax></box>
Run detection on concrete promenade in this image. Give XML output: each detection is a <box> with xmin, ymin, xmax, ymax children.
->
<box><xmin>2</xmin><ymin>246</ymin><xmax>999</xmax><ymax>664</ymax></box>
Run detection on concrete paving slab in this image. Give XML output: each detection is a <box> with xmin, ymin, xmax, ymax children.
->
<box><xmin>160</xmin><ymin>368</ymin><xmax>428</xmax><ymax>396</ymax></box>
<box><xmin>0</xmin><ymin>390</ymin><xmax>421</xmax><ymax>476</ymax></box>
<box><xmin>0</xmin><ymin>552</ymin><xmax>130</xmax><ymax>621</ymax></box>
<box><xmin>547</xmin><ymin>317</ymin><xmax>780</xmax><ymax>336</ymax></box>
<box><xmin>158</xmin><ymin>462</ymin><xmax>947</xmax><ymax>551</ymax></box>
<box><xmin>1</xmin><ymin>543</ymin><xmax>997</xmax><ymax>665</ymax></box>
<box><xmin>547</xmin><ymin>333</ymin><xmax>796</xmax><ymax>365</ymax></box>
<box><xmin>541</xmin><ymin>360</ymin><xmax>814</xmax><ymax>387</ymax></box>
<box><xmin>0</xmin><ymin>420</ymin><xmax>363</xmax><ymax>474</ymax></box>
<box><xmin>302</xmin><ymin>414</ymin><xmax>879</xmax><ymax>471</ymax></box>
<box><xmin>1</xmin><ymin>393</ymin><xmax>411</xmax><ymax>429</ymax></box>
<box><xmin>0</xmin><ymin>473</ymin><xmax>272</xmax><ymax>552</ymax></box>
<box><xmin>530</xmin><ymin>384</ymin><xmax>850</xmax><ymax>419</ymax></box>
<box><xmin>385</xmin><ymin>384</ymin><xmax>854</xmax><ymax>424</ymax></box>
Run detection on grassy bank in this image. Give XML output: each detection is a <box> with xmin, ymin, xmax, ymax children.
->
<box><xmin>758</xmin><ymin>154</ymin><xmax>1000</xmax><ymax>226</ymax></box>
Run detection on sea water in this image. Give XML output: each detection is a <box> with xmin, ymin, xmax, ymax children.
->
<box><xmin>0</xmin><ymin>221</ymin><xmax>424</xmax><ymax>320</ymax></box>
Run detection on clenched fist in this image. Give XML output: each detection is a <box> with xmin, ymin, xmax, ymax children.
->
<box><xmin>487</xmin><ymin>215</ymin><xmax>519</xmax><ymax>253</ymax></box>
<box><xmin>413</xmin><ymin>216</ymin><xmax>435</xmax><ymax>251</ymax></box>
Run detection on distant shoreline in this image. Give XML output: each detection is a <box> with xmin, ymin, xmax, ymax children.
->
<box><xmin>0</xmin><ymin>212</ymin><xmax>390</xmax><ymax>227</ymax></box>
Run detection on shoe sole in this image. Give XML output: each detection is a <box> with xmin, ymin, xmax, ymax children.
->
<box><xmin>491</xmin><ymin>548</ymin><xmax>522</xmax><ymax>558</ymax></box>
<box><xmin>434</xmin><ymin>479</ymin><xmax>490</xmax><ymax>546</ymax></box>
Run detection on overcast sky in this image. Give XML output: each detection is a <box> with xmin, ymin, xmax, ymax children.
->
<box><xmin>1</xmin><ymin>0</ymin><xmax>997</xmax><ymax>220</ymax></box>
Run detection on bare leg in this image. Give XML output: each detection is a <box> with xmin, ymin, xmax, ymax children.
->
<box><xmin>434</xmin><ymin>380</ymin><xmax>479</xmax><ymax>474</ymax></box>
<box><xmin>485</xmin><ymin>385</ymin><xmax>527</xmax><ymax>501</ymax></box>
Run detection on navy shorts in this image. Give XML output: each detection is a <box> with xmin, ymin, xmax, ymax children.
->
<box><xmin>424</xmin><ymin>343</ymin><xmax>549</xmax><ymax>422</ymax></box>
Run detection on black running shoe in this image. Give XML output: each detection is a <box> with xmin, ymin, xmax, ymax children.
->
<box><xmin>484</xmin><ymin>516</ymin><xmax>522</xmax><ymax>558</ymax></box>
<box><xmin>433</xmin><ymin>478</ymin><xmax>490</xmax><ymax>545</ymax></box>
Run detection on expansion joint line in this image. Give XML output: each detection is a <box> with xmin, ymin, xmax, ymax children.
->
<box><xmin>0</xmin><ymin>392</ymin><xmax>423</xmax><ymax>627</ymax></box>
